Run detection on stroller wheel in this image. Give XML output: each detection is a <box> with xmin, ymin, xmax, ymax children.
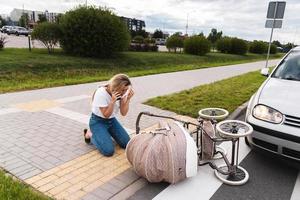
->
<box><xmin>198</xmin><ymin>108</ymin><xmax>229</xmax><ymax>120</ymax></box>
<box><xmin>214</xmin><ymin>165</ymin><xmax>249</xmax><ymax>185</ymax></box>
<box><xmin>213</xmin><ymin>146</ymin><xmax>227</xmax><ymax>160</ymax></box>
<box><xmin>216</xmin><ymin>120</ymin><xmax>253</xmax><ymax>138</ymax></box>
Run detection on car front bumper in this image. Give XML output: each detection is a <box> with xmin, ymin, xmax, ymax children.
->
<box><xmin>246</xmin><ymin>116</ymin><xmax>300</xmax><ymax>162</ymax></box>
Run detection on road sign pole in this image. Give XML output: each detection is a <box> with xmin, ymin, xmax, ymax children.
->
<box><xmin>265</xmin><ymin>2</ymin><xmax>278</xmax><ymax>68</ymax></box>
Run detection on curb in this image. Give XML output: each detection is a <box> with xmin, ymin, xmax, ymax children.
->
<box><xmin>227</xmin><ymin>101</ymin><xmax>249</xmax><ymax>120</ymax></box>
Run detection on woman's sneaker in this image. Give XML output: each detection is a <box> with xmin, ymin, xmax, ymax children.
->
<box><xmin>83</xmin><ymin>129</ymin><xmax>91</xmax><ymax>144</ymax></box>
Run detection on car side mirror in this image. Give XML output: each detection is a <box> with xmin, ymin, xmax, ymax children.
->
<box><xmin>261</xmin><ymin>68</ymin><xmax>270</xmax><ymax>77</ymax></box>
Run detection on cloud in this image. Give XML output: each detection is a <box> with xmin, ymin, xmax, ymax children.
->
<box><xmin>0</xmin><ymin>0</ymin><xmax>299</xmax><ymax>43</ymax></box>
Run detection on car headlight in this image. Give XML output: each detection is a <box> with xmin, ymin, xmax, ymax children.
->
<box><xmin>252</xmin><ymin>104</ymin><xmax>283</xmax><ymax>124</ymax></box>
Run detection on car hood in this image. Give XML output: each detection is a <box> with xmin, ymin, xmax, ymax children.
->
<box><xmin>258</xmin><ymin>78</ymin><xmax>300</xmax><ymax>116</ymax></box>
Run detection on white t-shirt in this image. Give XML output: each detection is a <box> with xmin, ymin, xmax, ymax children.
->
<box><xmin>92</xmin><ymin>87</ymin><xmax>120</xmax><ymax>118</ymax></box>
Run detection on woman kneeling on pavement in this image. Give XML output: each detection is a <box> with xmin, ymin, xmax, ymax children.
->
<box><xmin>84</xmin><ymin>74</ymin><xmax>134</xmax><ymax>156</ymax></box>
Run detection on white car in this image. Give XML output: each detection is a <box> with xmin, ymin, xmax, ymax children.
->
<box><xmin>246</xmin><ymin>46</ymin><xmax>300</xmax><ymax>161</ymax></box>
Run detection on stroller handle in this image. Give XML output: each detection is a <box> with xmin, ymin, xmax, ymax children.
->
<box><xmin>135</xmin><ymin>111</ymin><xmax>199</xmax><ymax>134</ymax></box>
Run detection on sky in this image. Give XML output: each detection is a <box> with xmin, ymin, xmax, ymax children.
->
<box><xmin>0</xmin><ymin>0</ymin><xmax>299</xmax><ymax>44</ymax></box>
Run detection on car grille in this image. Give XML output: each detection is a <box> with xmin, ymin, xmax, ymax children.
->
<box><xmin>284</xmin><ymin>115</ymin><xmax>300</xmax><ymax>128</ymax></box>
<box><xmin>282</xmin><ymin>147</ymin><xmax>300</xmax><ymax>160</ymax></box>
<box><xmin>252</xmin><ymin>138</ymin><xmax>278</xmax><ymax>152</ymax></box>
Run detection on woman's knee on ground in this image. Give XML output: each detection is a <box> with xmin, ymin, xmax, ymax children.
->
<box><xmin>98</xmin><ymin>145</ymin><xmax>115</xmax><ymax>157</ymax></box>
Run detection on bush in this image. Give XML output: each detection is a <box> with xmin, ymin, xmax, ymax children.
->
<box><xmin>129</xmin><ymin>44</ymin><xmax>158</xmax><ymax>52</ymax></box>
<box><xmin>249</xmin><ymin>40</ymin><xmax>267</xmax><ymax>54</ymax></box>
<box><xmin>229</xmin><ymin>38</ymin><xmax>248</xmax><ymax>55</ymax></box>
<box><xmin>216</xmin><ymin>37</ymin><xmax>231</xmax><ymax>53</ymax></box>
<box><xmin>144</xmin><ymin>37</ymin><xmax>155</xmax><ymax>44</ymax></box>
<box><xmin>31</xmin><ymin>22</ymin><xmax>62</xmax><ymax>54</ymax></box>
<box><xmin>217</xmin><ymin>37</ymin><xmax>247</xmax><ymax>55</ymax></box>
<box><xmin>184</xmin><ymin>36</ymin><xmax>211</xmax><ymax>56</ymax></box>
<box><xmin>166</xmin><ymin>35</ymin><xmax>184</xmax><ymax>53</ymax></box>
<box><xmin>132</xmin><ymin>35</ymin><xmax>144</xmax><ymax>44</ymax></box>
<box><xmin>59</xmin><ymin>6</ymin><xmax>130</xmax><ymax>58</ymax></box>
<box><xmin>0</xmin><ymin>36</ymin><xmax>6</xmax><ymax>50</ymax></box>
<box><xmin>270</xmin><ymin>44</ymin><xmax>277</xmax><ymax>54</ymax></box>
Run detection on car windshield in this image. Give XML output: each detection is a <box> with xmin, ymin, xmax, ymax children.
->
<box><xmin>272</xmin><ymin>51</ymin><xmax>300</xmax><ymax>81</ymax></box>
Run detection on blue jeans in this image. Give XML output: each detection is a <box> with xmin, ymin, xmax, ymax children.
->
<box><xmin>89</xmin><ymin>113</ymin><xmax>130</xmax><ymax>157</ymax></box>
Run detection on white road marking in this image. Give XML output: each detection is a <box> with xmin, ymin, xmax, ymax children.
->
<box><xmin>153</xmin><ymin>138</ymin><xmax>251</xmax><ymax>200</ymax></box>
<box><xmin>290</xmin><ymin>172</ymin><xmax>300</xmax><ymax>200</ymax></box>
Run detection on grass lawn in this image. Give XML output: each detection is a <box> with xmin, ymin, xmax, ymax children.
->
<box><xmin>0</xmin><ymin>170</ymin><xmax>51</xmax><ymax>200</ymax></box>
<box><xmin>0</xmin><ymin>48</ymin><xmax>282</xmax><ymax>93</ymax></box>
<box><xmin>145</xmin><ymin>70</ymin><xmax>267</xmax><ymax>118</ymax></box>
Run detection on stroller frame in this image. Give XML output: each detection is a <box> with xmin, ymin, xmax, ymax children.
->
<box><xmin>135</xmin><ymin>111</ymin><xmax>251</xmax><ymax>185</ymax></box>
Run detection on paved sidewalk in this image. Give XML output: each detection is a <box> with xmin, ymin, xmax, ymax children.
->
<box><xmin>0</xmin><ymin>59</ymin><xmax>279</xmax><ymax>200</ymax></box>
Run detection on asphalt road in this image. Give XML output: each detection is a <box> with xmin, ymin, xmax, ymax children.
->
<box><xmin>128</xmin><ymin>112</ymin><xmax>300</xmax><ymax>200</ymax></box>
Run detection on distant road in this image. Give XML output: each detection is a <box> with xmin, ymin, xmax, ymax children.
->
<box><xmin>1</xmin><ymin>33</ymin><xmax>45</xmax><ymax>48</ymax></box>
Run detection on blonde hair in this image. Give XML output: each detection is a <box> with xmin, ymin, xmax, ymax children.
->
<box><xmin>92</xmin><ymin>74</ymin><xmax>131</xmax><ymax>101</ymax></box>
<box><xmin>108</xmin><ymin>74</ymin><xmax>131</xmax><ymax>92</ymax></box>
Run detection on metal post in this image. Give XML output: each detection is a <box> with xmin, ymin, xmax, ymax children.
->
<box><xmin>28</xmin><ymin>35</ymin><xmax>31</xmax><ymax>52</ymax></box>
<box><xmin>265</xmin><ymin>2</ymin><xmax>278</xmax><ymax>68</ymax></box>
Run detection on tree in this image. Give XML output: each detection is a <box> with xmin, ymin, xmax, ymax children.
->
<box><xmin>184</xmin><ymin>35</ymin><xmax>211</xmax><ymax>56</ymax></box>
<box><xmin>31</xmin><ymin>22</ymin><xmax>62</xmax><ymax>54</ymax></box>
<box><xmin>272</xmin><ymin>40</ymin><xmax>282</xmax><ymax>47</ymax></box>
<box><xmin>198</xmin><ymin>32</ymin><xmax>204</xmax><ymax>37</ymax></box>
<box><xmin>207</xmin><ymin>28</ymin><xmax>222</xmax><ymax>50</ymax></box>
<box><xmin>0</xmin><ymin>16</ymin><xmax>7</xmax><ymax>27</ymax></box>
<box><xmin>153</xmin><ymin>29</ymin><xmax>163</xmax><ymax>38</ymax></box>
<box><xmin>217</xmin><ymin>37</ymin><xmax>232</xmax><ymax>53</ymax></box>
<box><xmin>270</xmin><ymin>44</ymin><xmax>277</xmax><ymax>54</ymax></box>
<box><xmin>132</xmin><ymin>35</ymin><xmax>144</xmax><ymax>44</ymax></box>
<box><xmin>38</xmin><ymin>14</ymin><xmax>47</xmax><ymax>23</ymax></box>
<box><xmin>229</xmin><ymin>38</ymin><xmax>248</xmax><ymax>55</ymax></box>
<box><xmin>166</xmin><ymin>35</ymin><xmax>184</xmax><ymax>53</ymax></box>
<box><xmin>249</xmin><ymin>40</ymin><xmax>267</xmax><ymax>54</ymax></box>
<box><xmin>19</xmin><ymin>13</ymin><xmax>29</xmax><ymax>28</ymax></box>
<box><xmin>60</xmin><ymin>6</ymin><xmax>130</xmax><ymax>58</ymax></box>
<box><xmin>55</xmin><ymin>13</ymin><xmax>63</xmax><ymax>24</ymax></box>
<box><xmin>131</xmin><ymin>30</ymin><xmax>148</xmax><ymax>38</ymax></box>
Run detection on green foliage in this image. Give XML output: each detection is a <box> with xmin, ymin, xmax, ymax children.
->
<box><xmin>198</xmin><ymin>32</ymin><xmax>205</xmax><ymax>37</ymax></box>
<box><xmin>144</xmin><ymin>37</ymin><xmax>155</xmax><ymax>44</ymax></box>
<box><xmin>0</xmin><ymin>48</ymin><xmax>283</xmax><ymax>93</ymax></box>
<box><xmin>0</xmin><ymin>36</ymin><xmax>6</xmax><ymax>50</ymax></box>
<box><xmin>131</xmin><ymin>30</ymin><xmax>148</xmax><ymax>38</ymax></box>
<box><xmin>249</xmin><ymin>40</ymin><xmax>268</xmax><ymax>54</ymax></box>
<box><xmin>59</xmin><ymin>6</ymin><xmax>130</xmax><ymax>58</ymax></box>
<box><xmin>229</xmin><ymin>38</ymin><xmax>248</xmax><ymax>55</ymax></box>
<box><xmin>145</xmin><ymin>70</ymin><xmax>266</xmax><ymax>118</ymax></box>
<box><xmin>166</xmin><ymin>35</ymin><xmax>184</xmax><ymax>53</ymax></box>
<box><xmin>132</xmin><ymin>35</ymin><xmax>144</xmax><ymax>44</ymax></box>
<box><xmin>0</xmin><ymin>16</ymin><xmax>6</xmax><ymax>26</ymax></box>
<box><xmin>153</xmin><ymin>29</ymin><xmax>163</xmax><ymax>38</ymax></box>
<box><xmin>19</xmin><ymin>13</ymin><xmax>29</xmax><ymax>28</ymax></box>
<box><xmin>184</xmin><ymin>36</ymin><xmax>211</xmax><ymax>56</ymax></box>
<box><xmin>270</xmin><ymin>44</ymin><xmax>277</xmax><ymax>54</ymax></box>
<box><xmin>0</xmin><ymin>170</ymin><xmax>51</xmax><ymax>200</ymax></box>
<box><xmin>31</xmin><ymin>22</ymin><xmax>62</xmax><ymax>54</ymax></box>
<box><xmin>216</xmin><ymin>37</ymin><xmax>232</xmax><ymax>53</ymax></box>
<box><xmin>207</xmin><ymin>28</ymin><xmax>222</xmax><ymax>49</ymax></box>
<box><xmin>272</xmin><ymin>40</ymin><xmax>282</xmax><ymax>47</ymax></box>
<box><xmin>38</xmin><ymin>14</ymin><xmax>47</xmax><ymax>23</ymax></box>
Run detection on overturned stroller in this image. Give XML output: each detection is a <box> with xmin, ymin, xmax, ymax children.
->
<box><xmin>125</xmin><ymin>108</ymin><xmax>253</xmax><ymax>186</ymax></box>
